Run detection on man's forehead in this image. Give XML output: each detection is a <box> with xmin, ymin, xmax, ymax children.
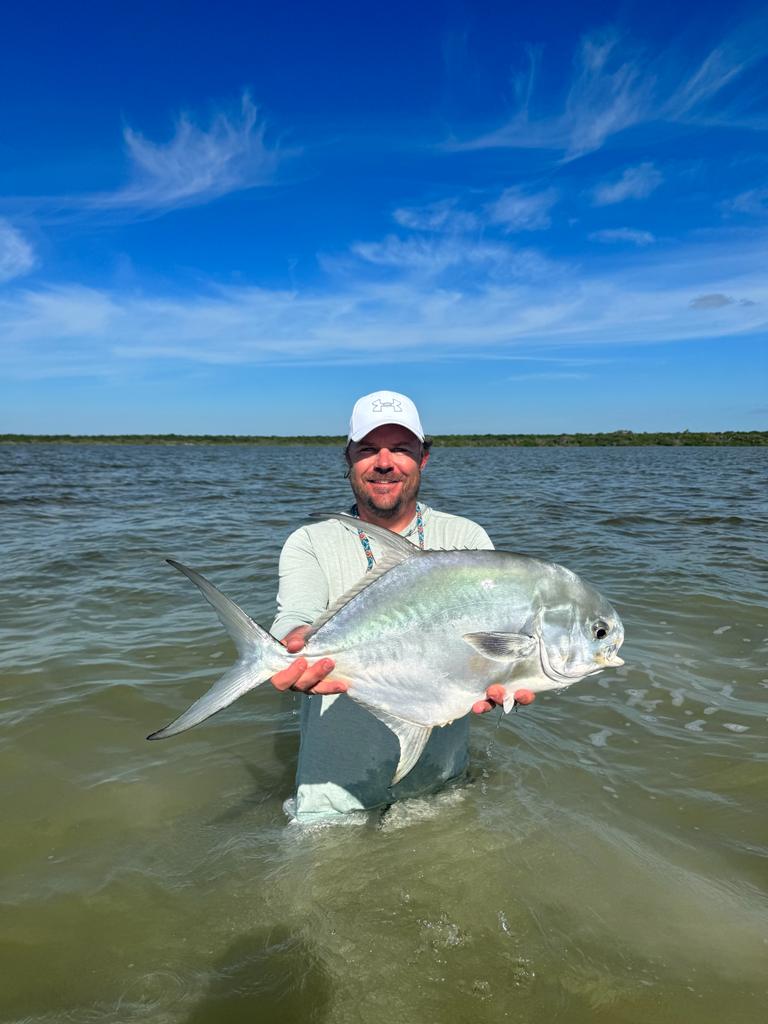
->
<box><xmin>354</xmin><ymin>424</ymin><xmax>421</xmax><ymax>447</ymax></box>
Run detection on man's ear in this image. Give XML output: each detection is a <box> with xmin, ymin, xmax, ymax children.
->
<box><xmin>420</xmin><ymin>448</ymin><xmax>430</xmax><ymax>470</ymax></box>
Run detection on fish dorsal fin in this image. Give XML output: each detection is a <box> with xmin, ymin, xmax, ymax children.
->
<box><xmin>309</xmin><ymin>511</ymin><xmax>424</xmax><ymax>562</ymax></box>
<box><xmin>304</xmin><ymin>512</ymin><xmax>424</xmax><ymax>637</ymax></box>
<box><xmin>463</xmin><ymin>631</ymin><xmax>537</xmax><ymax>663</ymax></box>
<box><xmin>306</xmin><ymin>551</ymin><xmax>408</xmax><ymax>636</ymax></box>
<box><xmin>367</xmin><ymin>709</ymin><xmax>433</xmax><ymax>785</ymax></box>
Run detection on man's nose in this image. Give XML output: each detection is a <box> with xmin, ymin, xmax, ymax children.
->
<box><xmin>373</xmin><ymin>447</ymin><xmax>395</xmax><ymax>470</ymax></box>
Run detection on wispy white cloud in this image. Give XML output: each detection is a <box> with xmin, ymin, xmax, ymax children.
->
<box><xmin>723</xmin><ymin>187</ymin><xmax>768</xmax><ymax>216</ymax></box>
<box><xmin>592</xmin><ymin>163</ymin><xmax>662</xmax><ymax>205</ymax></box>
<box><xmin>1</xmin><ymin>229</ymin><xmax>766</xmax><ymax>380</ymax></box>
<box><xmin>589</xmin><ymin>228</ymin><xmax>655</xmax><ymax>246</ymax></box>
<box><xmin>0</xmin><ymin>221</ymin><xmax>35</xmax><ymax>282</ymax></box>
<box><xmin>392</xmin><ymin>187</ymin><xmax>558</xmax><ymax>236</ymax></box>
<box><xmin>88</xmin><ymin>93</ymin><xmax>283</xmax><ymax>212</ymax></box>
<box><xmin>460</xmin><ymin>29</ymin><xmax>653</xmax><ymax>159</ymax></box>
<box><xmin>347</xmin><ymin>235</ymin><xmax>557</xmax><ymax>282</ymax></box>
<box><xmin>486</xmin><ymin>186</ymin><xmax>558</xmax><ymax>231</ymax></box>
<box><xmin>393</xmin><ymin>199</ymin><xmax>479</xmax><ymax>232</ymax></box>
<box><xmin>664</xmin><ymin>19</ymin><xmax>768</xmax><ymax>121</ymax></box>
<box><xmin>458</xmin><ymin>20</ymin><xmax>768</xmax><ymax>160</ymax></box>
<box><xmin>506</xmin><ymin>371</ymin><xmax>589</xmax><ymax>381</ymax></box>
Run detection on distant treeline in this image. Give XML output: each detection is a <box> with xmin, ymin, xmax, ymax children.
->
<box><xmin>2</xmin><ymin>430</ymin><xmax>766</xmax><ymax>446</ymax></box>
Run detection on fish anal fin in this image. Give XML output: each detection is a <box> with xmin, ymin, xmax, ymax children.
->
<box><xmin>462</xmin><ymin>631</ymin><xmax>537</xmax><ymax>663</ymax></box>
<box><xmin>369</xmin><ymin>709</ymin><xmax>433</xmax><ymax>785</ymax></box>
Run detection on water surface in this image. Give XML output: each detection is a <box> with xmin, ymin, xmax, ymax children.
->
<box><xmin>1</xmin><ymin>443</ymin><xmax>766</xmax><ymax>1023</ymax></box>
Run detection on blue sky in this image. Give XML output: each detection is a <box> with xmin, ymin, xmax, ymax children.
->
<box><xmin>1</xmin><ymin>0</ymin><xmax>766</xmax><ymax>434</ymax></box>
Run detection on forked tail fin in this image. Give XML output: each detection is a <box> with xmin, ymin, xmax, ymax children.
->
<box><xmin>147</xmin><ymin>559</ymin><xmax>288</xmax><ymax>740</ymax></box>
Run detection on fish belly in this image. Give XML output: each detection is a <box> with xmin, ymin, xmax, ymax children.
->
<box><xmin>309</xmin><ymin>633</ymin><xmax>508</xmax><ymax>728</ymax></box>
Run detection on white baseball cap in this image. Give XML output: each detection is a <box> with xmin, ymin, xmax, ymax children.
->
<box><xmin>347</xmin><ymin>390</ymin><xmax>426</xmax><ymax>443</ymax></box>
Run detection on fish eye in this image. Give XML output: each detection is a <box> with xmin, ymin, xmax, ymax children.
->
<box><xmin>592</xmin><ymin>620</ymin><xmax>609</xmax><ymax>640</ymax></box>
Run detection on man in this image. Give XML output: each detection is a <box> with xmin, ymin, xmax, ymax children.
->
<box><xmin>269</xmin><ymin>390</ymin><xmax>533</xmax><ymax>823</ymax></box>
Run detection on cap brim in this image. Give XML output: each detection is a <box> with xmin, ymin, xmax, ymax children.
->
<box><xmin>348</xmin><ymin>420</ymin><xmax>425</xmax><ymax>443</ymax></box>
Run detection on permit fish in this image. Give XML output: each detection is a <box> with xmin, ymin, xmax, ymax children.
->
<box><xmin>148</xmin><ymin>513</ymin><xmax>625</xmax><ymax>783</ymax></box>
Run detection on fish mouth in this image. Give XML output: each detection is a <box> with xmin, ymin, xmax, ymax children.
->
<box><xmin>538</xmin><ymin>637</ymin><xmax>605</xmax><ymax>686</ymax></box>
<box><xmin>595</xmin><ymin>650</ymin><xmax>625</xmax><ymax>667</ymax></box>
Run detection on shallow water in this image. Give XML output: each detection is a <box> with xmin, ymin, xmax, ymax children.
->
<box><xmin>0</xmin><ymin>443</ymin><xmax>766</xmax><ymax>1023</ymax></box>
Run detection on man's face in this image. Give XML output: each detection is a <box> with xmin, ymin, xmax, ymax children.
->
<box><xmin>346</xmin><ymin>424</ymin><xmax>429</xmax><ymax>519</ymax></box>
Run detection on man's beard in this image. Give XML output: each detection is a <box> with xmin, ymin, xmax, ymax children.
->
<box><xmin>350</xmin><ymin>472</ymin><xmax>421</xmax><ymax>520</ymax></box>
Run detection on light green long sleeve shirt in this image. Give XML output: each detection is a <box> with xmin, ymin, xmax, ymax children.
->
<box><xmin>271</xmin><ymin>504</ymin><xmax>494</xmax><ymax>822</ymax></box>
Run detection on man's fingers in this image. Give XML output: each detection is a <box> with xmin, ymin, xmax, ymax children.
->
<box><xmin>282</xmin><ymin>626</ymin><xmax>311</xmax><ymax>653</ymax></box>
<box><xmin>472</xmin><ymin>684</ymin><xmax>505</xmax><ymax>712</ymax></box>
<box><xmin>306</xmin><ymin>677</ymin><xmax>348</xmax><ymax>696</ymax></box>
<box><xmin>271</xmin><ymin>658</ymin><xmax>308</xmax><ymax>691</ymax></box>
<box><xmin>289</xmin><ymin>658</ymin><xmax>337</xmax><ymax>694</ymax></box>
<box><xmin>486</xmin><ymin>684</ymin><xmax>506</xmax><ymax>705</ymax></box>
<box><xmin>472</xmin><ymin>686</ymin><xmax>536</xmax><ymax>714</ymax></box>
<box><xmin>270</xmin><ymin>650</ymin><xmax>340</xmax><ymax>694</ymax></box>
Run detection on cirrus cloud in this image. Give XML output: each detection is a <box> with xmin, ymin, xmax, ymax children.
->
<box><xmin>90</xmin><ymin>93</ymin><xmax>284</xmax><ymax>212</ymax></box>
<box><xmin>457</xmin><ymin>18</ymin><xmax>768</xmax><ymax>161</ymax></box>
<box><xmin>1</xmin><ymin>228</ymin><xmax>767</xmax><ymax>382</ymax></box>
<box><xmin>393</xmin><ymin>199</ymin><xmax>479</xmax><ymax>233</ymax></box>
<box><xmin>486</xmin><ymin>186</ymin><xmax>559</xmax><ymax>231</ymax></box>
<box><xmin>589</xmin><ymin>228</ymin><xmax>655</xmax><ymax>246</ymax></box>
<box><xmin>592</xmin><ymin>163</ymin><xmax>662</xmax><ymax>205</ymax></box>
<box><xmin>0</xmin><ymin>221</ymin><xmax>35</xmax><ymax>283</ymax></box>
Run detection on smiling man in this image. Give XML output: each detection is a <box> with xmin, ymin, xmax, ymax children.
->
<box><xmin>269</xmin><ymin>390</ymin><xmax>532</xmax><ymax>823</ymax></box>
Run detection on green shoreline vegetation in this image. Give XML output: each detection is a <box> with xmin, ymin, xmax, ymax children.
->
<box><xmin>2</xmin><ymin>430</ymin><xmax>766</xmax><ymax>446</ymax></box>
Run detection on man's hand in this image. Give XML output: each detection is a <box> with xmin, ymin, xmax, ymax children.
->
<box><xmin>472</xmin><ymin>685</ymin><xmax>536</xmax><ymax>715</ymax></box>
<box><xmin>270</xmin><ymin>625</ymin><xmax>348</xmax><ymax>696</ymax></box>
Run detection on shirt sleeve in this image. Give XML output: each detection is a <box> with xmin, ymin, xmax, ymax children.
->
<box><xmin>270</xmin><ymin>527</ymin><xmax>330</xmax><ymax>640</ymax></box>
<box><xmin>468</xmin><ymin>522</ymin><xmax>494</xmax><ymax>551</ymax></box>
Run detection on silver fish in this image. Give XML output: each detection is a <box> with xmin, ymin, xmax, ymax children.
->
<box><xmin>148</xmin><ymin>513</ymin><xmax>625</xmax><ymax>783</ymax></box>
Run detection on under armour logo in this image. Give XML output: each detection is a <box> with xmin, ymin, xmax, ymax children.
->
<box><xmin>372</xmin><ymin>398</ymin><xmax>402</xmax><ymax>413</ymax></box>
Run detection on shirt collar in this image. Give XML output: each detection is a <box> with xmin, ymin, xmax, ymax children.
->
<box><xmin>345</xmin><ymin>502</ymin><xmax>430</xmax><ymax>536</ymax></box>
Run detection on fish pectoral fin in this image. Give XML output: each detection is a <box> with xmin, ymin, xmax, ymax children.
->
<box><xmin>462</xmin><ymin>631</ymin><xmax>537</xmax><ymax>663</ymax></box>
<box><xmin>369</xmin><ymin>709</ymin><xmax>433</xmax><ymax>786</ymax></box>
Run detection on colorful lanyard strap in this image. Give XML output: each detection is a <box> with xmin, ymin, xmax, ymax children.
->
<box><xmin>351</xmin><ymin>502</ymin><xmax>425</xmax><ymax>569</ymax></box>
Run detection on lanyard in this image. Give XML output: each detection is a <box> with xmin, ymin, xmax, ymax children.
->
<box><xmin>351</xmin><ymin>502</ymin><xmax>425</xmax><ymax>569</ymax></box>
